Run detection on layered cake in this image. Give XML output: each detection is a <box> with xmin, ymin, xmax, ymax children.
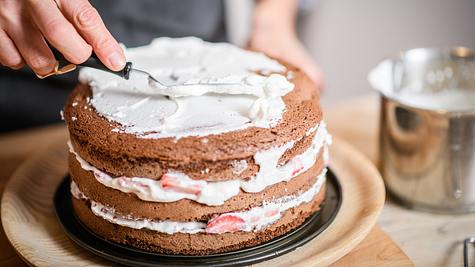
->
<box><xmin>63</xmin><ymin>37</ymin><xmax>332</xmax><ymax>255</ymax></box>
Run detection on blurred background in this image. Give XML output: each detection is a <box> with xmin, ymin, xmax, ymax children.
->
<box><xmin>298</xmin><ymin>0</ymin><xmax>475</xmax><ymax>105</ymax></box>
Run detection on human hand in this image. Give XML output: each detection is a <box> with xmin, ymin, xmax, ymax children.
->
<box><xmin>249</xmin><ymin>31</ymin><xmax>324</xmax><ymax>90</ymax></box>
<box><xmin>0</xmin><ymin>0</ymin><xmax>125</xmax><ymax>76</ymax></box>
<box><xmin>249</xmin><ymin>0</ymin><xmax>323</xmax><ymax>90</ymax></box>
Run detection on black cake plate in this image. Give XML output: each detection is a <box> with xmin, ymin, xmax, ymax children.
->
<box><xmin>54</xmin><ymin>169</ymin><xmax>342</xmax><ymax>267</ymax></box>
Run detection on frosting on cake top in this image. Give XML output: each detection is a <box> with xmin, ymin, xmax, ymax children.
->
<box><xmin>79</xmin><ymin>37</ymin><xmax>295</xmax><ymax>139</ymax></box>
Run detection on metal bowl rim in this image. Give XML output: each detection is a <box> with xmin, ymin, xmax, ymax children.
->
<box><xmin>397</xmin><ymin>46</ymin><xmax>475</xmax><ymax>62</ymax></box>
<box><xmin>379</xmin><ymin>92</ymin><xmax>475</xmax><ymax>116</ymax></box>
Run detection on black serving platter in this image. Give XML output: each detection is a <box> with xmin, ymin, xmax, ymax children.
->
<box><xmin>54</xmin><ymin>169</ymin><xmax>342</xmax><ymax>267</ymax></box>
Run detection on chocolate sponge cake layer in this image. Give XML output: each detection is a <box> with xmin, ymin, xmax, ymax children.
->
<box><xmin>69</xmin><ymin>125</ymin><xmax>318</xmax><ymax>181</ymax></box>
<box><xmin>70</xmin><ymin>152</ymin><xmax>324</xmax><ymax>221</ymax></box>
<box><xmin>64</xmin><ymin>64</ymin><xmax>322</xmax><ymax>180</ymax></box>
<box><xmin>72</xmin><ymin>184</ymin><xmax>325</xmax><ymax>255</ymax></box>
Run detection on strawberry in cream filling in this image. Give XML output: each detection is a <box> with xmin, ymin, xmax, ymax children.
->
<box><xmin>161</xmin><ymin>173</ymin><xmax>204</xmax><ymax>195</ymax></box>
<box><xmin>206</xmin><ymin>215</ymin><xmax>247</xmax><ymax>234</ymax></box>
<box><xmin>68</xmin><ymin>122</ymin><xmax>331</xmax><ymax>206</ymax></box>
<box><xmin>71</xmin><ymin>168</ymin><xmax>327</xmax><ymax>234</ymax></box>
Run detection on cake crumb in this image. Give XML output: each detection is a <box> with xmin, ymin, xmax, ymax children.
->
<box><xmin>231</xmin><ymin>160</ymin><xmax>248</xmax><ymax>175</ymax></box>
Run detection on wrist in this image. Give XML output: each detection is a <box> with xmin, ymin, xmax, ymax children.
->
<box><xmin>253</xmin><ymin>0</ymin><xmax>297</xmax><ymax>37</ymax></box>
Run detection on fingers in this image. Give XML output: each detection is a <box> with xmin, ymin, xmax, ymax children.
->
<box><xmin>274</xmin><ymin>39</ymin><xmax>324</xmax><ymax>90</ymax></box>
<box><xmin>249</xmin><ymin>29</ymin><xmax>324</xmax><ymax>90</ymax></box>
<box><xmin>0</xmin><ymin>30</ymin><xmax>24</xmax><ymax>69</ymax></box>
<box><xmin>27</xmin><ymin>0</ymin><xmax>92</xmax><ymax>65</ymax></box>
<box><xmin>58</xmin><ymin>0</ymin><xmax>126</xmax><ymax>71</ymax></box>
<box><xmin>299</xmin><ymin>58</ymin><xmax>325</xmax><ymax>91</ymax></box>
<box><xmin>6</xmin><ymin>13</ymin><xmax>57</xmax><ymax>76</ymax></box>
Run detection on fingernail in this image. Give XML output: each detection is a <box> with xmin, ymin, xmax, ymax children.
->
<box><xmin>108</xmin><ymin>51</ymin><xmax>125</xmax><ymax>70</ymax></box>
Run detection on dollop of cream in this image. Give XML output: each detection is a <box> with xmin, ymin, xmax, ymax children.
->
<box><xmin>79</xmin><ymin>37</ymin><xmax>295</xmax><ymax>139</ymax></box>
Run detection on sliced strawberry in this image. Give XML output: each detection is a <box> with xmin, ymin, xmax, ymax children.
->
<box><xmin>93</xmin><ymin>170</ymin><xmax>108</xmax><ymax>182</ymax></box>
<box><xmin>264</xmin><ymin>209</ymin><xmax>279</xmax><ymax>217</ymax></box>
<box><xmin>161</xmin><ymin>173</ymin><xmax>203</xmax><ymax>195</ymax></box>
<box><xmin>133</xmin><ymin>181</ymin><xmax>150</xmax><ymax>190</ymax></box>
<box><xmin>250</xmin><ymin>215</ymin><xmax>262</xmax><ymax>223</ymax></box>
<box><xmin>123</xmin><ymin>179</ymin><xmax>150</xmax><ymax>190</ymax></box>
<box><xmin>291</xmin><ymin>158</ymin><xmax>304</xmax><ymax>176</ymax></box>
<box><xmin>206</xmin><ymin>214</ymin><xmax>246</xmax><ymax>234</ymax></box>
<box><xmin>117</xmin><ymin>177</ymin><xmax>129</xmax><ymax>187</ymax></box>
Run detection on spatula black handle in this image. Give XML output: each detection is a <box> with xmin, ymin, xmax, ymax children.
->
<box><xmin>48</xmin><ymin>44</ymin><xmax>132</xmax><ymax>79</ymax></box>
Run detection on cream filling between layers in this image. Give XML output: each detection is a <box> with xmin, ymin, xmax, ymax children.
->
<box><xmin>71</xmin><ymin>168</ymin><xmax>326</xmax><ymax>235</ymax></box>
<box><xmin>69</xmin><ymin>122</ymin><xmax>331</xmax><ymax>206</ymax></box>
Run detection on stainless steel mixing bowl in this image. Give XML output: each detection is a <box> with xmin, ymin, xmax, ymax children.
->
<box><xmin>370</xmin><ymin>47</ymin><xmax>475</xmax><ymax>213</ymax></box>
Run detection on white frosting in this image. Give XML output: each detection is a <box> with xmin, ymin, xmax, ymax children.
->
<box><xmin>91</xmin><ymin>201</ymin><xmax>206</xmax><ymax>234</ymax></box>
<box><xmin>68</xmin><ymin>122</ymin><xmax>331</xmax><ymax>206</ymax></box>
<box><xmin>208</xmin><ymin>169</ymin><xmax>327</xmax><ymax>233</ymax></box>
<box><xmin>70</xmin><ymin>180</ymin><xmax>85</xmax><ymax>199</ymax></box>
<box><xmin>70</xmin><ymin>168</ymin><xmax>326</xmax><ymax>234</ymax></box>
<box><xmin>369</xmin><ymin>59</ymin><xmax>475</xmax><ymax>111</ymax></box>
<box><xmin>79</xmin><ymin>37</ymin><xmax>295</xmax><ymax>139</ymax></box>
<box><xmin>240</xmin><ymin>122</ymin><xmax>331</xmax><ymax>192</ymax></box>
<box><xmin>231</xmin><ymin>160</ymin><xmax>248</xmax><ymax>175</ymax></box>
<box><xmin>149</xmin><ymin>73</ymin><xmax>292</xmax><ymax>98</ymax></box>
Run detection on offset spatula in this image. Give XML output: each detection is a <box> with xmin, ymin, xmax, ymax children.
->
<box><xmin>43</xmin><ymin>44</ymin><xmax>165</xmax><ymax>87</ymax></box>
<box><xmin>44</xmin><ymin>45</ymin><xmax>249</xmax><ymax>95</ymax></box>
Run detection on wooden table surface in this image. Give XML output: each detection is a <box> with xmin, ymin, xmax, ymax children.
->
<box><xmin>0</xmin><ymin>95</ymin><xmax>418</xmax><ymax>266</ymax></box>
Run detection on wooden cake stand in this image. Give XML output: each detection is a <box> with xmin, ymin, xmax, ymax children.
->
<box><xmin>2</xmin><ymin>135</ymin><xmax>386</xmax><ymax>266</ymax></box>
